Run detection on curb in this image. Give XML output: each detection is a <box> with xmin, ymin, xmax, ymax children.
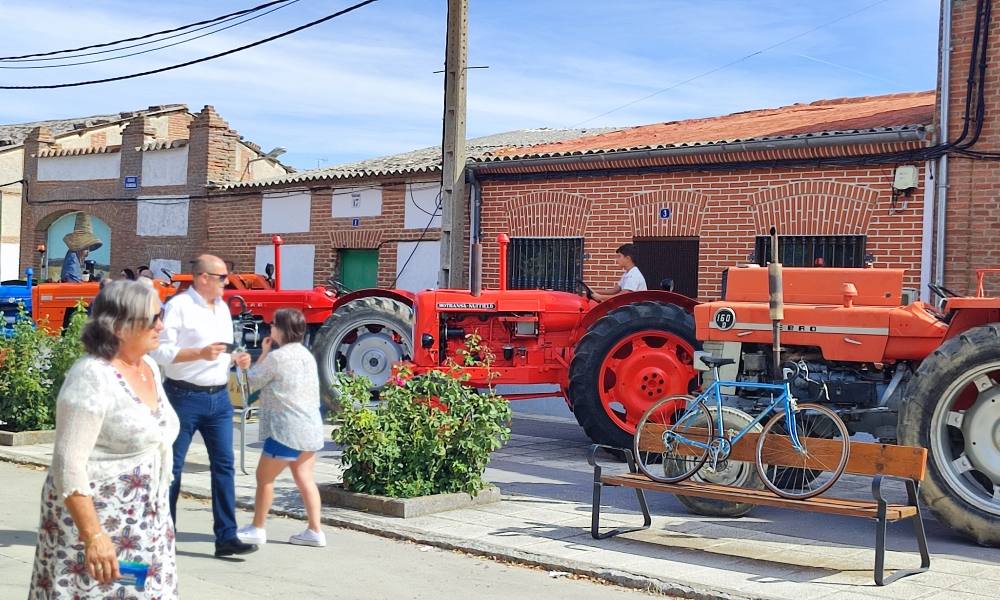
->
<box><xmin>1</xmin><ymin>453</ymin><xmax>748</xmax><ymax>600</ymax></box>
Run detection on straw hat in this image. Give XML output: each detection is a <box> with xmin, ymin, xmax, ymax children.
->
<box><xmin>62</xmin><ymin>212</ymin><xmax>103</xmax><ymax>253</ymax></box>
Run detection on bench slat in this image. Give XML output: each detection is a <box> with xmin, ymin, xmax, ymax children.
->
<box><xmin>601</xmin><ymin>473</ymin><xmax>917</xmax><ymax>520</ymax></box>
<box><xmin>637</xmin><ymin>424</ymin><xmax>927</xmax><ymax>480</ymax></box>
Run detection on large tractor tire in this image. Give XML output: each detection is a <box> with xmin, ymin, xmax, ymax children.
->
<box><xmin>899</xmin><ymin>324</ymin><xmax>1000</xmax><ymax>546</ymax></box>
<box><xmin>312</xmin><ymin>297</ymin><xmax>414</xmax><ymax>411</ymax></box>
<box><xmin>568</xmin><ymin>301</ymin><xmax>698</xmax><ymax>449</ymax></box>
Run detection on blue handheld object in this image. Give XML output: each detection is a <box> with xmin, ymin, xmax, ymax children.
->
<box><xmin>118</xmin><ymin>561</ymin><xmax>149</xmax><ymax>590</ymax></box>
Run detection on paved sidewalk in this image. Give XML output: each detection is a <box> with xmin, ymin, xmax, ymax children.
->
<box><xmin>3</xmin><ymin>411</ymin><xmax>999</xmax><ymax>600</ymax></box>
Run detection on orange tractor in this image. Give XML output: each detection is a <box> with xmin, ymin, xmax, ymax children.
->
<box><xmin>695</xmin><ymin>263</ymin><xmax>1000</xmax><ymax>546</ymax></box>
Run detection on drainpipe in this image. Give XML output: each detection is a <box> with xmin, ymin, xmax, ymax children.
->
<box><xmin>934</xmin><ymin>0</ymin><xmax>952</xmax><ymax>288</ymax></box>
<box><xmin>920</xmin><ymin>161</ymin><xmax>936</xmax><ymax>302</ymax></box>
<box><xmin>468</xmin><ymin>170</ymin><xmax>482</xmax><ymax>296</ymax></box>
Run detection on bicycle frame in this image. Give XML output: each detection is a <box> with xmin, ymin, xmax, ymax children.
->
<box><xmin>664</xmin><ymin>371</ymin><xmax>804</xmax><ymax>459</ymax></box>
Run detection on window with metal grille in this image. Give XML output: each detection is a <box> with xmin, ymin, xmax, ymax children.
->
<box><xmin>754</xmin><ymin>235</ymin><xmax>867</xmax><ymax>268</ymax></box>
<box><xmin>507</xmin><ymin>237</ymin><xmax>583</xmax><ymax>292</ymax></box>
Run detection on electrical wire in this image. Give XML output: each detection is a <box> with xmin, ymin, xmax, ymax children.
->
<box><xmin>391</xmin><ymin>190</ymin><xmax>443</xmax><ymax>288</ymax></box>
<box><xmin>0</xmin><ymin>0</ymin><xmax>378</xmax><ymax>89</ymax></box>
<box><xmin>0</xmin><ymin>0</ymin><xmax>303</xmax><ymax>70</ymax></box>
<box><xmin>0</xmin><ymin>1</ymin><xmax>291</xmax><ymax>61</ymax></box>
<box><xmin>571</xmin><ymin>0</ymin><xmax>893</xmax><ymax>127</ymax></box>
<box><xmin>0</xmin><ymin>0</ymin><xmax>300</xmax><ymax>69</ymax></box>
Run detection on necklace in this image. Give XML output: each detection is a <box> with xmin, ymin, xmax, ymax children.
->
<box><xmin>117</xmin><ymin>358</ymin><xmax>147</xmax><ymax>382</ymax></box>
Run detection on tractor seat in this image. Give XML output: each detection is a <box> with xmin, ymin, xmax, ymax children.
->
<box><xmin>700</xmin><ymin>356</ymin><xmax>736</xmax><ymax>369</ymax></box>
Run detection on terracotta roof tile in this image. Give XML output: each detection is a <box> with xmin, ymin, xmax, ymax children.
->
<box><xmin>487</xmin><ymin>91</ymin><xmax>935</xmax><ymax>158</ymax></box>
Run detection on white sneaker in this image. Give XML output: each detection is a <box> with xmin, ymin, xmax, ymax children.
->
<box><xmin>289</xmin><ymin>528</ymin><xmax>326</xmax><ymax>547</ymax></box>
<box><xmin>237</xmin><ymin>524</ymin><xmax>267</xmax><ymax>545</ymax></box>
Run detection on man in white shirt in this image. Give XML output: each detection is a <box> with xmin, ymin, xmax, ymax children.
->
<box><xmin>590</xmin><ymin>243</ymin><xmax>647</xmax><ymax>302</ymax></box>
<box><xmin>151</xmin><ymin>254</ymin><xmax>257</xmax><ymax>558</ymax></box>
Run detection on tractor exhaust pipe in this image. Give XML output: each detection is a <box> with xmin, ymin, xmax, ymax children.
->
<box><xmin>470</xmin><ymin>242</ymin><xmax>483</xmax><ymax>296</ymax></box>
<box><xmin>768</xmin><ymin>227</ymin><xmax>784</xmax><ymax>380</ymax></box>
<box><xmin>497</xmin><ymin>233</ymin><xmax>509</xmax><ymax>292</ymax></box>
<box><xmin>271</xmin><ymin>234</ymin><xmax>283</xmax><ymax>292</ymax></box>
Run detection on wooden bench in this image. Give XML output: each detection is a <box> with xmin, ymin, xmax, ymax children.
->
<box><xmin>588</xmin><ymin>426</ymin><xmax>930</xmax><ymax>586</ymax></box>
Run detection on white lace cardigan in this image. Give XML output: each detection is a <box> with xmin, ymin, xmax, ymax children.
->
<box><xmin>49</xmin><ymin>355</ymin><xmax>179</xmax><ymax>499</ymax></box>
<box><xmin>247</xmin><ymin>342</ymin><xmax>325</xmax><ymax>452</ymax></box>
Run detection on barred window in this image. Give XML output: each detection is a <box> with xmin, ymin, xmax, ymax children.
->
<box><xmin>507</xmin><ymin>237</ymin><xmax>583</xmax><ymax>292</ymax></box>
<box><xmin>754</xmin><ymin>235</ymin><xmax>867</xmax><ymax>268</ymax></box>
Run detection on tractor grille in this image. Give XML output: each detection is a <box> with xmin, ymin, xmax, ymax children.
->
<box><xmin>754</xmin><ymin>235</ymin><xmax>867</xmax><ymax>268</ymax></box>
<box><xmin>506</xmin><ymin>237</ymin><xmax>583</xmax><ymax>292</ymax></box>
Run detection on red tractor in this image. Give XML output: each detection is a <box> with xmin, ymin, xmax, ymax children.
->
<box><xmin>313</xmin><ymin>234</ymin><xmax>700</xmax><ymax>449</ymax></box>
<box><xmin>694</xmin><ymin>264</ymin><xmax>1000</xmax><ymax>546</ymax></box>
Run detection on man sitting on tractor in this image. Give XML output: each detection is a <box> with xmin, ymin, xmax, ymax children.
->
<box><xmin>588</xmin><ymin>243</ymin><xmax>647</xmax><ymax>301</ymax></box>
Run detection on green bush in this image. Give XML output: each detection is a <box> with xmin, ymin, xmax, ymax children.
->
<box><xmin>0</xmin><ymin>303</ymin><xmax>87</xmax><ymax>431</ymax></box>
<box><xmin>332</xmin><ymin>335</ymin><xmax>512</xmax><ymax>498</ymax></box>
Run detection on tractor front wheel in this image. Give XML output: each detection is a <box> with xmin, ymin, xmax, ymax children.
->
<box><xmin>899</xmin><ymin>324</ymin><xmax>1000</xmax><ymax>546</ymax></box>
<box><xmin>568</xmin><ymin>301</ymin><xmax>698</xmax><ymax>449</ymax></box>
<box><xmin>312</xmin><ymin>297</ymin><xmax>414</xmax><ymax>412</ymax></box>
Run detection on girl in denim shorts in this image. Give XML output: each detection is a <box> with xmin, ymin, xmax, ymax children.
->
<box><xmin>237</xmin><ymin>308</ymin><xmax>326</xmax><ymax>547</ymax></box>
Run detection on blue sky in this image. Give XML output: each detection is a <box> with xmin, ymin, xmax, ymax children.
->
<box><xmin>0</xmin><ymin>0</ymin><xmax>940</xmax><ymax>170</ymax></box>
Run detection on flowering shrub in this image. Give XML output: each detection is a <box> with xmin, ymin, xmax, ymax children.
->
<box><xmin>332</xmin><ymin>335</ymin><xmax>511</xmax><ymax>498</ymax></box>
<box><xmin>0</xmin><ymin>303</ymin><xmax>87</xmax><ymax>431</ymax></box>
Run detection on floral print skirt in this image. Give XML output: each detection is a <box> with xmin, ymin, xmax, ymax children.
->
<box><xmin>28</xmin><ymin>458</ymin><xmax>178</xmax><ymax>599</ymax></box>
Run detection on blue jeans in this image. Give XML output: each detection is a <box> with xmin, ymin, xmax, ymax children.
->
<box><xmin>165</xmin><ymin>382</ymin><xmax>237</xmax><ymax>544</ymax></box>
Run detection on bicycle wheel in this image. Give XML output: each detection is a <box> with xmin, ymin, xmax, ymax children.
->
<box><xmin>755</xmin><ymin>403</ymin><xmax>850</xmax><ymax>499</ymax></box>
<box><xmin>634</xmin><ymin>395</ymin><xmax>713</xmax><ymax>483</ymax></box>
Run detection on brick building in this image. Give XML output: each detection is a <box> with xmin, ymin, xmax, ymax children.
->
<box><xmin>206</xmin><ymin>128</ymin><xmax>609</xmax><ymax>292</ymax></box>
<box><xmin>468</xmin><ymin>92</ymin><xmax>935</xmax><ymax>301</ymax></box>
<box><xmin>937</xmin><ymin>0</ymin><xmax>1000</xmax><ymax>295</ymax></box>
<box><xmin>13</xmin><ymin>105</ymin><xmax>290</xmax><ymax>280</ymax></box>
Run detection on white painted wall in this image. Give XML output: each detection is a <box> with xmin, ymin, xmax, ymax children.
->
<box><xmin>149</xmin><ymin>258</ymin><xmax>182</xmax><ymax>279</ymax></box>
<box><xmin>1</xmin><ymin>242</ymin><xmax>19</xmax><ymax>281</ymax></box>
<box><xmin>332</xmin><ymin>187</ymin><xmax>382</xmax><ymax>218</ymax></box>
<box><xmin>137</xmin><ymin>197</ymin><xmax>189</xmax><ymax>236</ymax></box>
<box><xmin>255</xmin><ymin>244</ymin><xmax>315</xmax><ymax>290</ymax></box>
<box><xmin>141</xmin><ymin>146</ymin><xmax>188</xmax><ymax>187</ymax></box>
<box><xmin>261</xmin><ymin>191</ymin><xmax>311</xmax><ymax>233</ymax></box>
<box><xmin>37</xmin><ymin>152</ymin><xmax>121</xmax><ymax>181</ymax></box>
<box><xmin>404</xmin><ymin>183</ymin><xmax>442</xmax><ymax>229</ymax></box>
<box><xmin>395</xmin><ymin>240</ymin><xmax>440</xmax><ymax>292</ymax></box>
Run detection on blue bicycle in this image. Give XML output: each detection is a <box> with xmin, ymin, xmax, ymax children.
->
<box><xmin>634</xmin><ymin>355</ymin><xmax>851</xmax><ymax>500</ymax></box>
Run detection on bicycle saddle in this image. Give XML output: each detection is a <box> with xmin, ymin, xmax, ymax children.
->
<box><xmin>699</xmin><ymin>355</ymin><xmax>735</xmax><ymax>369</ymax></box>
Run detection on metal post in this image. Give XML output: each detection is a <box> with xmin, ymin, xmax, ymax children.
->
<box><xmin>439</xmin><ymin>0</ymin><xmax>468</xmax><ymax>289</ymax></box>
<box><xmin>768</xmin><ymin>227</ymin><xmax>784</xmax><ymax>380</ymax></box>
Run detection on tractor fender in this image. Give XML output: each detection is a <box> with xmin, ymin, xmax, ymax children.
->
<box><xmin>330</xmin><ymin>288</ymin><xmax>415</xmax><ymax>312</ymax></box>
<box><xmin>572</xmin><ymin>290</ymin><xmax>699</xmax><ymax>343</ymax></box>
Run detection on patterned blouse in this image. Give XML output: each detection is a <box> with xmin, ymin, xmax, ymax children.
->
<box><xmin>50</xmin><ymin>355</ymin><xmax>179</xmax><ymax>500</ymax></box>
<box><xmin>247</xmin><ymin>342</ymin><xmax>325</xmax><ymax>452</ymax></box>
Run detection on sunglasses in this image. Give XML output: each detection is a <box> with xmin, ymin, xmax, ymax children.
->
<box><xmin>198</xmin><ymin>271</ymin><xmax>229</xmax><ymax>283</ymax></box>
<box><xmin>145</xmin><ymin>309</ymin><xmax>165</xmax><ymax>329</ymax></box>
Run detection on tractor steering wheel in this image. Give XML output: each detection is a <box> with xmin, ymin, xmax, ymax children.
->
<box><xmin>928</xmin><ymin>283</ymin><xmax>959</xmax><ymax>301</ymax></box>
<box><xmin>326</xmin><ymin>277</ymin><xmax>353</xmax><ymax>294</ymax></box>
<box><xmin>578</xmin><ymin>279</ymin><xmax>595</xmax><ymax>301</ymax></box>
<box><xmin>160</xmin><ymin>268</ymin><xmax>175</xmax><ymax>280</ymax></box>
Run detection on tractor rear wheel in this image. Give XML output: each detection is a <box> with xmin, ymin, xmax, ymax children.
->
<box><xmin>312</xmin><ymin>297</ymin><xmax>414</xmax><ymax>412</ymax></box>
<box><xmin>899</xmin><ymin>324</ymin><xmax>1000</xmax><ymax>546</ymax></box>
<box><xmin>568</xmin><ymin>301</ymin><xmax>698</xmax><ymax>449</ymax></box>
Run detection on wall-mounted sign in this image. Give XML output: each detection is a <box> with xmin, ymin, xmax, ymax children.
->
<box><xmin>124</xmin><ymin>176</ymin><xmax>139</xmax><ymax>190</ymax></box>
<box><xmin>659</xmin><ymin>207</ymin><xmax>671</xmax><ymax>219</ymax></box>
<box><xmin>351</xmin><ymin>217</ymin><xmax>360</xmax><ymax>228</ymax></box>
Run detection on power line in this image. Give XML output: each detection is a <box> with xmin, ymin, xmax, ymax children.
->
<box><xmin>0</xmin><ymin>0</ymin><xmax>302</xmax><ymax>70</ymax></box>
<box><xmin>0</xmin><ymin>0</ymin><xmax>378</xmax><ymax>90</ymax></box>
<box><xmin>570</xmin><ymin>0</ymin><xmax>893</xmax><ymax>127</ymax></box>
<box><xmin>0</xmin><ymin>1</ymin><xmax>291</xmax><ymax>61</ymax></box>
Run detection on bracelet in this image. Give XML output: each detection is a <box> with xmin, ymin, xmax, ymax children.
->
<box><xmin>83</xmin><ymin>532</ymin><xmax>106</xmax><ymax>549</ymax></box>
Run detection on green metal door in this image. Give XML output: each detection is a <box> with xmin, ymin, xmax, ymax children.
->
<box><xmin>339</xmin><ymin>249</ymin><xmax>378</xmax><ymax>290</ymax></box>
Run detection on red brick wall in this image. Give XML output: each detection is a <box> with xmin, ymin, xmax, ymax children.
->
<box><xmin>479</xmin><ymin>165</ymin><xmax>925</xmax><ymax>301</ymax></box>
<box><xmin>942</xmin><ymin>0</ymin><xmax>1000</xmax><ymax>295</ymax></box>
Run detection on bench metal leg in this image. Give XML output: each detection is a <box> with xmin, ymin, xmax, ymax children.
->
<box><xmin>589</xmin><ymin>445</ymin><xmax>652</xmax><ymax>540</ymax></box>
<box><xmin>872</xmin><ymin>476</ymin><xmax>931</xmax><ymax>586</ymax></box>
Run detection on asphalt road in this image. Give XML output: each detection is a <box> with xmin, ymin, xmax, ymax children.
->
<box><xmin>0</xmin><ymin>461</ymin><xmax>664</xmax><ymax>600</ymax></box>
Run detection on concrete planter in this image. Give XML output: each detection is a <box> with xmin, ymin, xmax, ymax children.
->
<box><xmin>319</xmin><ymin>483</ymin><xmax>501</xmax><ymax>518</ymax></box>
<box><xmin>0</xmin><ymin>428</ymin><xmax>56</xmax><ymax>446</ymax></box>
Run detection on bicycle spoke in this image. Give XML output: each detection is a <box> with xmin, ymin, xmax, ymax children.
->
<box><xmin>756</xmin><ymin>404</ymin><xmax>850</xmax><ymax>499</ymax></box>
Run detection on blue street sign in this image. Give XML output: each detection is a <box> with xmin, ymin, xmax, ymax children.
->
<box><xmin>124</xmin><ymin>176</ymin><xmax>139</xmax><ymax>189</ymax></box>
<box><xmin>659</xmin><ymin>207</ymin><xmax>671</xmax><ymax>219</ymax></box>
<box><xmin>351</xmin><ymin>217</ymin><xmax>360</xmax><ymax>228</ymax></box>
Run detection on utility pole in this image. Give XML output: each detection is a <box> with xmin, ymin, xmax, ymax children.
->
<box><xmin>439</xmin><ymin>0</ymin><xmax>468</xmax><ymax>289</ymax></box>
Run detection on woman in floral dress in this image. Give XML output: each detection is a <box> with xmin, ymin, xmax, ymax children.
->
<box><xmin>29</xmin><ymin>280</ymin><xmax>180</xmax><ymax>599</ymax></box>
